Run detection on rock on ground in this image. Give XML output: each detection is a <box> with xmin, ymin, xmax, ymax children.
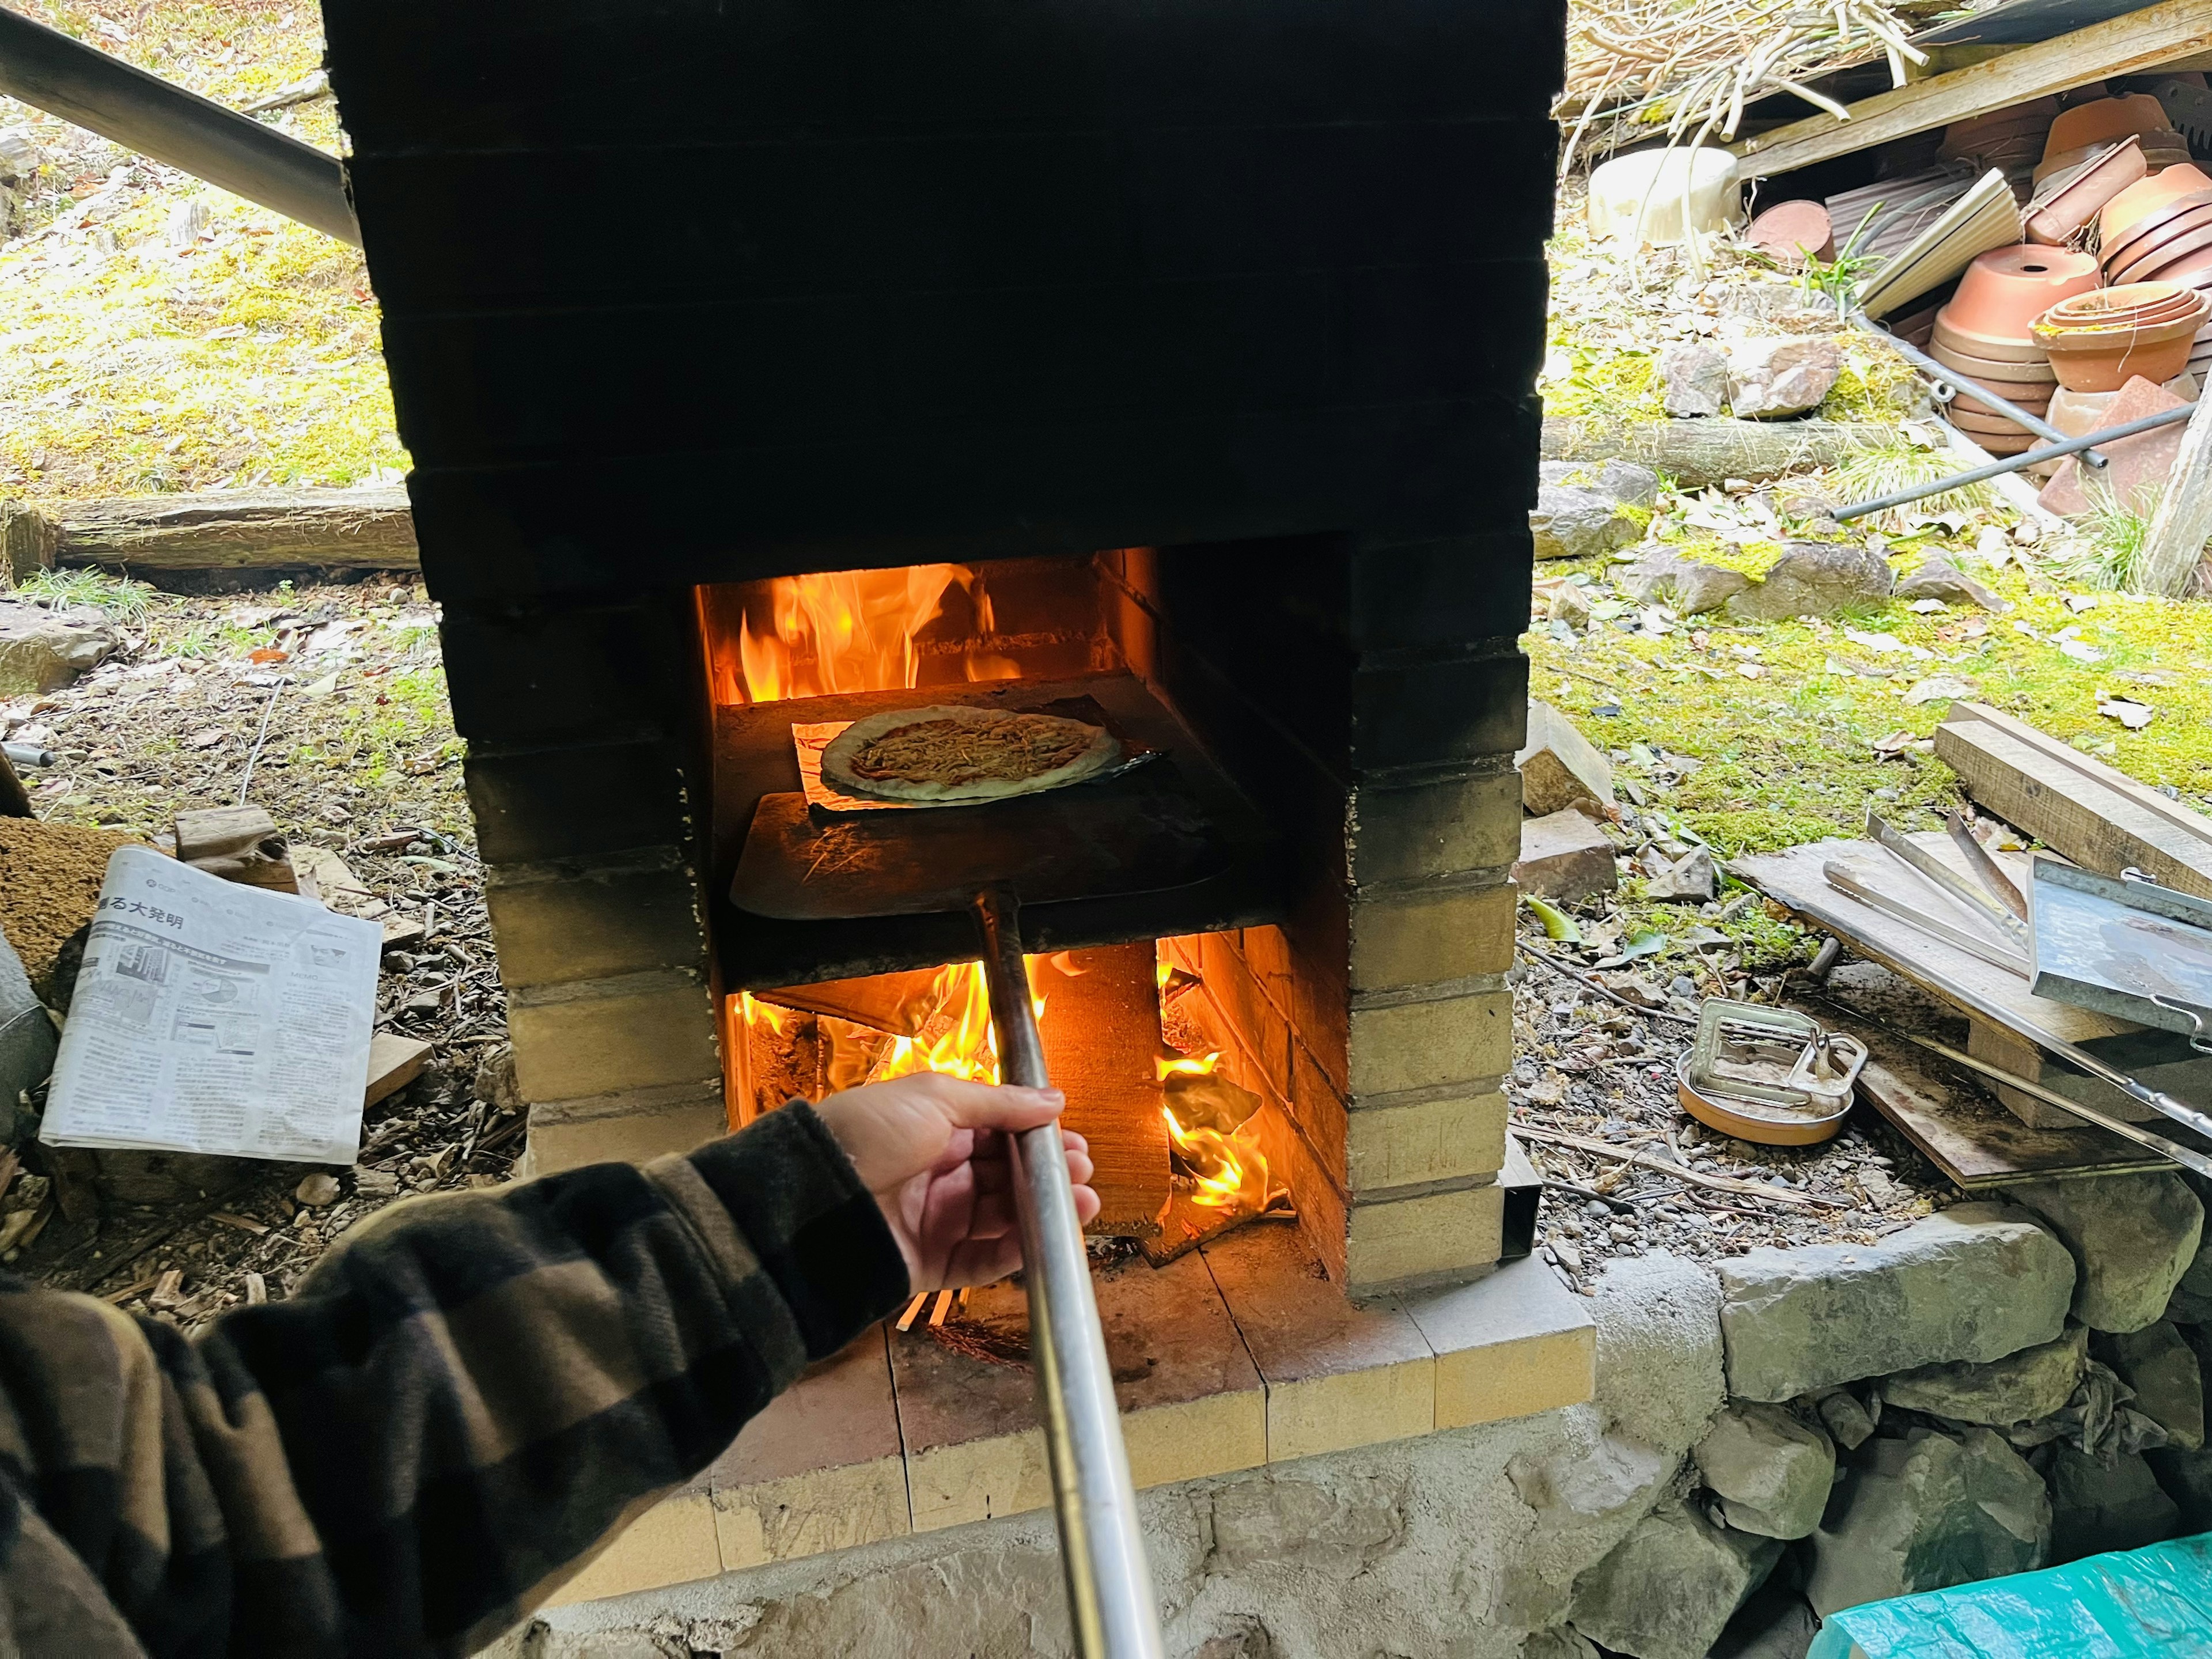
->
<box><xmin>1590</xmin><ymin>1252</ymin><xmax>1726</xmax><ymax>1452</ymax></box>
<box><xmin>1518</xmin><ymin>700</ymin><xmax>1615</xmax><ymax>817</ymax></box>
<box><xmin>1645</xmin><ymin>846</ymin><xmax>1715</xmax><ymax>903</ymax></box>
<box><xmin>1718</xmin><ymin>1204</ymin><xmax>2075</xmax><ymax>1403</ymax></box>
<box><xmin>1880</xmin><ymin>1324</ymin><xmax>2088</xmax><ymax>1428</ymax></box>
<box><xmin>2097</xmin><ymin>1323</ymin><xmax>2203</xmax><ymax>1452</ymax></box>
<box><xmin>1514</xmin><ymin>808</ymin><xmax>1618</xmax><ymax>903</ymax></box>
<box><xmin>2009</xmin><ymin>1173</ymin><xmax>2204</xmax><ymax>1334</ymax></box>
<box><xmin>1724</xmin><ymin>540</ymin><xmax>1892</xmax><ymax>622</ymax></box>
<box><xmin>1617</xmin><ymin>546</ymin><xmax>1751</xmax><ymax>616</ymax></box>
<box><xmin>2047</xmin><ymin>1445</ymin><xmax>2182</xmax><ymax>1565</ymax></box>
<box><xmin>1725</xmin><ymin>337</ymin><xmax>1842</xmax><ymax>420</ymax></box>
<box><xmin>0</xmin><ymin>601</ymin><xmax>116</xmax><ymax>694</ymax></box>
<box><xmin>1805</xmin><ymin>1427</ymin><xmax>2050</xmax><ymax>1618</ymax></box>
<box><xmin>2148</xmin><ymin>1446</ymin><xmax>2212</xmax><ymax>1532</ymax></box>
<box><xmin>1710</xmin><ymin>1580</ymin><xmax>1820</xmax><ymax>1659</ymax></box>
<box><xmin>1692</xmin><ymin>1403</ymin><xmax>1835</xmax><ymax>1540</ymax></box>
<box><xmin>1531</xmin><ymin>460</ymin><xmax>1658</xmax><ymax>562</ymax></box>
<box><xmin>1893</xmin><ymin>556</ymin><xmax>2006</xmax><ymax>612</ymax></box>
<box><xmin>1659</xmin><ymin>343</ymin><xmax>1730</xmax><ymax>418</ymax></box>
<box><xmin>1568</xmin><ymin>1503</ymin><xmax>1781</xmax><ymax>1659</ymax></box>
<box><xmin>2166</xmin><ymin>1226</ymin><xmax>2212</xmax><ymax>1324</ymax></box>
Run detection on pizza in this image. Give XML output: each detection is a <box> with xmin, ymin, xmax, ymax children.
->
<box><xmin>820</xmin><ymin>705</ymin><xmax>1121</xmax><ymax>804</ymax></box>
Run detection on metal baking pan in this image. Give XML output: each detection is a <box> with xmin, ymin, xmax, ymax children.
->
<box><xmin>2029</xmin><ymin>857</ymin><xmax>2212</xmax><ymax>1043</ymax></box>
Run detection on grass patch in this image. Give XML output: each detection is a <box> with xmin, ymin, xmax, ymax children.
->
<box><xmin>16</xmin><ymin>566</ymin><xmax>155</xmax><ymax>622</ymax></box>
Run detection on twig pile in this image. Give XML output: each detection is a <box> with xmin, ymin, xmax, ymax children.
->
<box><xmin>1560</xmin><ymin>0</ymin><xmax>1927</xmax><ymax>173</ymax></box>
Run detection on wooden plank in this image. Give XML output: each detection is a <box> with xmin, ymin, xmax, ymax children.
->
<box><xmin>1934</xmin><ymin>703</ymin><xmax>2212</xmax><ymax>900</ymax></box>
<box><xmin>174</xmin><ymin>805</ymin><xmax>300</xmax><ymax>893</ymax></box>
<box><xmin>365</xmin><ymin>1032</ymin><xmax>431</xmax><ymax>1108</ymax></box>
<box><xmin>2138</xmin><ymin>388</ymin><xmax>2212</xmax><ymax>596</ymax></box>
<box><xmin>53</xmin><ymin>487</ymin><xmax>417</xmax><ymax>571</ymax></box>
<box><xmin>1812</xmin><ymin>1002</ymin><xmax>2166</xmax><ymax>1187</ymax></box>
<box><xmin>1732</xmin><ymin>0</ymin><xmax>2212</xmax><ymax>179</ymax></box>
<box><xmin>1541</xmin><ymin>415</ymin><xmax>1892</xmax><ymax>489</ymax></box>
<box><xmin>1035</xmin><ymin>941</ymin><xmax>1172</xmax><ymax>1239</ymax></box>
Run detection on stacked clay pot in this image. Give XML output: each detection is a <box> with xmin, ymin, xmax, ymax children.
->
<box><xmin>2034</xmin><ymin>94</ymin><xmax>2190</xmax><ymax>186</ymax></box>
<box><xmin>1929</xmin><ymin>245</ymin><xmax>2102</xmax><ymax>454</ymax></box>
<box><xmin>2033</xmin><ymin>282</ymin><xmax>2212</xmax><ymax>393</ymax></box>
<box><xmin>1942</xmin><ymin>99</ymin><xmax>2056</xmax><ymax>198</ymax></box>
<box><xmin>2098</xmin><ymin>164</ymin><xmax>2212</xmax><ymax>384</ymax></box>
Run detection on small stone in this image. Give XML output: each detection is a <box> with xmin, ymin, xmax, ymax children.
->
<box><xmin>1619</xmin><ymin>545</ymin><xmax>1752</xmax><ymax>616</ymax></box>
<box><xmin>2097</xmin><ymin>1323</ymin><xmax>2203</xmax><ymax>1452</ymax></box>
<box><xmin>1555</xmin><ymin>1242</ymin><xmax>1585</xmax><ymax>1274</ymax></box>
<box><xmin>2147</xmin><ymin>1446</ymin><xmax>2212</xmax><ymax>1532</ymax></box>
<box><xmin>1694</xmin><ymin>1402</ymin><xmax>1836</xmax><ymax>1540</ymax></box>
<box><xmin>1549</xmin><ymin>581</ymin><xmax>1593</xmax><ymax>627</ymax></box>
<box><xmin>1900</xmin><ymin>673</ymin><xmax>1980</xmax><ymax>707</ymax></box>
<box><xmin>1725</xmin><ymin>540</ymin><xmax>1893</xmax><ymax>623</ymax></box>
<box><xmin>0</xmin><ymin>601</ymin><xmax>119</xmax><ymax>695</ymax></box>
<box><xmin>1881</xmin><ymin>1324</ymin><xmax>2087</xmax><ymax>1427</ymax></box>
<box><xmin>352</xmin><ymin>1166</ymin><xmax>401</xmax><ymax>1199</ymax></box>
<box><xmin>2009</xmin><ymin>1173</ymin><xmax>2205</xmax><ymax>1334</ymax></box>
<box><xmin>1717</xmin><ymin>1203</ymin><xmax>2075</xmax><ymax>1402</ymax></box>
<box><xmin>1517</xmin><ymin>700</ymin><xmax>1615</xmax><ymax>816</ymax></box>
<box><xmin>1726</xmin><ymin>336</ymin><xmax>1842</xmax><ymax>419</ymax></box>
<box><xmin>1530</xmin><ymin>467</ymin><xmax>1653</xmax><ymax>560</ymax></box>
<box><xmin>1813</xmin><ymin>1388</ymin><xmax>1877</xmax><ymax>1451</ymax></box>
<box><xmin>294</xmin><ymin>1172</ymin><xmax>340</xmax><ymax>1207</ymax></box>
<box><xmin>1893</xmin><ymin>556</ymin><xmax>2006</xmax><ymax>612</ymax></box>
<box><xmin>165</xmin><ymin>197</ymin><xmax>210</xmax><ymax>247</ymax></box>
<box><xmin>2047</xmin><ymin>1445</ymin><xmax>2181</xmax><ymax>1565</ymax></box>
<box><xmin>1805</xmin><ymin>1427</ymin><xmax>2049</xmax><ymax>1617</ymax></box>
<box><xmin>1646</xmin><ymin>846</ymin><xmax>1717</xmax><ymax>903</ymax></box>
<box><xmin>1569</xmin><ymin>1503</ymin><xmax>1782</xmax><ymax>1659</ymax></box>
<box><xmin>2166</xmin><ymin>1231</ymin><xmax>2212</xmax><ymax>1324</ymax></box>
<box><xmin>1660</xmin><ymin>342</ymin><xmax>1731</xmax><ymax>417</ymax></box>
<box><xmin>1514</xmin><ymin>807</ymin><xmax>1619</xmax><ymax>903</ymax></box>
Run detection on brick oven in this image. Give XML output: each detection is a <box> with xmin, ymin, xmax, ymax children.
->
<box><xmin>323</xmin><ymin>0</ymin><xmax>1562</xmax><ymax>1295</ymax></box>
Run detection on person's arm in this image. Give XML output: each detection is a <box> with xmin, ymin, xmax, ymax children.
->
<box><xmin>0</xmin><ymin>1074</ymin><xmax>1091</xmax><ymax>1659</ymax></box>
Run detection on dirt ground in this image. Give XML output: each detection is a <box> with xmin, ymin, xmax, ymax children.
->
<box><xmin>3</xmin><ymin>570</ymin><xmax>512</xmax><ymax>1331</ymax></box>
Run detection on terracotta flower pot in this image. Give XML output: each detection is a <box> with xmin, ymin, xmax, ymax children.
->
<box><xmin>2100</xmin><ymin>171</ymin><xmax>2212</xmax><ymax>249</ymax></box>
<box><xmin>1745</xmin><ymin>199</ymin><xmax>1834</xmax><ymax>268</ymax></box>
<box><xmin>2027</xmin><ymin>137</ymin><xmax>2145</xmax><ymax>245</ymax></box>
<box><xmin>1949</xmin><ymin>406</ymin><xmax>2043</xmax><ymax>437</ymax></box>
<box><xmin>1931</xmin><ymin>315</ymin><xmax>2052</xmax><ymax>364</ymax></box>
<box><xmin>2112</xmin><ymin>221</ymin><xmax>2212</xmax><ymax>287</ymax></box>
<box><xmin>2047</xmin><ymin>93</ymin><xmax>2173</xmax><ymax>158</ymax></box>
<box><xmin>1937</xmin><ymin>244</ymin><xmax>2100</xmax><ymax>344</ymax></box>
<box><xmin>1951</xmin><ymin>389</ymin><xmax>2052</xmax><ymax>421</ymax></box>
<box><xmin>2043</xmin><ymin>282</ymin><xmax>2203</xmax><ymax>328</ymax></box>
<box><xmin>2035</xmin><ymin>298</ymin><xmax>2210</xmax><ymax>393</ymax></box>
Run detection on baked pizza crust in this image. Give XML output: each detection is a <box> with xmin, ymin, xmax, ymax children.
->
<box><xmin>820</xmin><ymin>705</ymin><xmax>1121</xmax><ymax>803</ymax></box>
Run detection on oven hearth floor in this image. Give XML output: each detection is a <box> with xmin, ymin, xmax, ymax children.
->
<box><xmin>547</xmin><ymin>1222</ymin><xmax>1593</xmax><ymax>1607</ymax></box>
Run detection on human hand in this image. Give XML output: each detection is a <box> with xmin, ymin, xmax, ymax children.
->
<box><xmin>813</xmin><ymin>1072</ymin><xmax>1099</xmax><ymax>1291</ymax></box>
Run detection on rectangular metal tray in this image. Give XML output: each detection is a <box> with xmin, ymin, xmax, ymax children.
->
<box><xmin>2029</xmin><ymin>858</ymin><xmax>2212</xmax><ymax>1040</ymax></box>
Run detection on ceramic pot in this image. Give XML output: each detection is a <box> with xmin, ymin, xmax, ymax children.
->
<box><xmin>1950</xmin><ymin>389</ymin><xmax>2052</xmax><ymax>421</ymax></box>
<box><xmin>2112</xmin><ymin>221</ymin><xmax>2212</xmax><ymax>287</ymax></box>
<box><xmin>2043</xmin><ymin>282</ymin><xmax>2203</xmax><ymax>328</ymax></box>
<box><xmin>2027</xmin><ymin>137</ymin><xmax>2145</xmax><ymax>244</ymax></box>
<box><xmin>1949</xmin><ymin>406</ymin><xmax>2041</xmax><ymax>437</ymax></box>
<box><xmin>2104</xmin><ymin>163</ymin><xmax>2212</xmax><ymax>244</ymax></box>
<box><xmin>1745</xmin><ymin>199</ymin><xmax>1834</xmax><ymax>267</ymax></box>
<box><xmin>1931</xmin><ymin>315</ymin><xmax>2050</xmax><ymax>364</ymax></box>
<box><xmin>1937</xmin><ymin>244</ymin><xmax>2100</xmax><ymax>342</ymax></box>
<box><xmin>2047</xmin><ymin>93</ymin><xmax>2173</xmax><ymax>158</ymax></box>
<box><xmin>2036</xmin><ymin>305</ymin><xmax>2209</xmax><ymax>392</ymax></box>
<box><xmin>2047</xmin><ymin>375</ymin><xmax>2199</xmax><ymax>439</ymax></box>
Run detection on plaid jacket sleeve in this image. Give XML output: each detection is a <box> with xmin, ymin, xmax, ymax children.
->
<box><xmin>0</xmin><ymin>1102</ymin><xmax>910</xmax><ymax>1659</ymax></box>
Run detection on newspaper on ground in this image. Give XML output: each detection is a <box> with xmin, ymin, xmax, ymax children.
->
<box><xmin>41</xmin><ymin>845</ymin><xmax>381</xmax><ymax>1163</ymax></box>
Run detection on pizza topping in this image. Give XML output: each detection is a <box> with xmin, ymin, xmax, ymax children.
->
<box><xmin>847</xmin><ymin>713</ymin><xmax>1100</xmax><ymax>787</ymax></box>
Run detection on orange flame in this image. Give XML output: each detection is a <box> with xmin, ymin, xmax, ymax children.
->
<box><xmin>732</xmin><ymin>565</ymin><xmax>1016</xmax><ymax>704</ymax></box>
<box><xmin>1157</xmin><ymin>1050</ymin><xmax>1271</xmax><ymax>1213</ymax></box>
<box><xmin>745</xmin><ymin>959</ymin><xmax>1047</xmax><ymax>1093</ymax></box>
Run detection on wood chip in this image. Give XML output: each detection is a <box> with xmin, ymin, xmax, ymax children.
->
<box><xmin>209</xmin><ymin>1211</ymin><xmax>268</xmax><ymax>1236</ymax></box>
<box><xmin>243</xmin><ymin>1271</ymin><xmax>267</xmax><ymax>1305</ymax></box>
<box><xmin>100</xmin><ymin>1274</ymin><xmax>161</xmax><ymax>1305</ymax></box>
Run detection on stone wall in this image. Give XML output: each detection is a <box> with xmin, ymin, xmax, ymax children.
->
<box><xmin>489</xmin><ymin>1174</ymin><xmax>2212</xmax><ymax>1659</ymax></box>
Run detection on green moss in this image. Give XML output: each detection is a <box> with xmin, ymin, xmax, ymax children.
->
<box><xmin>1542</xmin><ymin>340</ymin><xmax>1667</xmax><ymax>426</ymax></box>
<box><xmin>1819</xmin><ymin>338</ymin><xmax>1925</xmax><ymax>424</ymax></box>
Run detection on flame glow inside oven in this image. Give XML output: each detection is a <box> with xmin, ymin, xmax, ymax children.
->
<box><xmin>716</xmin><ymin>566</ymin><xmax>1020</xmax><ymax>705</ymax></box>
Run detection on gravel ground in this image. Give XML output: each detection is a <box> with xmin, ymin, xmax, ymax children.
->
<box><xmin>3</xmin><ymin>571</ymin><xmax>516</xmax><ymax>1333</ymax></box>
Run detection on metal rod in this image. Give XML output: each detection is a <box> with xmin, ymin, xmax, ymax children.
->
<box><xmin>1945</xmin><ymin>811</ymin><xmax>2028</xmax><ymax>921</ymax></box>
<box><xmin>1834</xmin><ymin>403</ymin><xmax>2195</xmax><ymax>520</ymax></box>
<box><xmin>0</xmin><ymin>7</ymin><xmax>358</xmax><ymax>243</ymax></box>
<box><xmin>1823</xmin><ymin>861</ymin><xmax>2031</xmax><ymax>976</ymax></box>
<box><xmin>1851</xmin><ymin>308</ymin><xmax>2105</xmax><ymax>469</ymax></box>
<box><xmin>1864</xmin><ymin>809</ymin><xmax>2028</xmax><ymax>948</ymax></box>
<box><xmin>972</xmin><ymin>887</ymin><xmax>1164</xmax><ymax>1659</ymax></box>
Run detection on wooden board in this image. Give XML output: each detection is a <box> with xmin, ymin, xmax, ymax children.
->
<box><xmin>1934</xmin><ymin>701</ymin><xmax>2212</xmax><ymax>900</ymax></box>
<box><xmin>1810</xmin><ymin>1003</ymin><xmax>2168</xmax><ymax>1188</ymax></box>
<box><xmin>1035</xmin><ymin>941</ymin><xmax>1171</xmax><ymax>1240</ymax></box>
<box><xmin>1732</xmin><ymin>0</ymin><xmax>2212</xmax><ymax>179</ymax></box>
<box><xmin>1541</xmin><ymin>415</ymin><xmax>1892</xmax><ymax>489</ymax></box>
<box><xmin>50</xmin><ymin>487</ymin><xmax>418</xmax><ymax>571</ymax></box>
<box><xmin>365</xmin><ymin>1033</ymin><xmax>432</xmax><ymax>1108</ymax></box>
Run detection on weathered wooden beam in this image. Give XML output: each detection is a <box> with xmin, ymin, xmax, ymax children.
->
<box><xmin>1733</xmin><ymin>0</ymin><xmax>2212</xmax><ymax>180</ymax></box>
<box><xmin>48</xmin><ymin>486</ymin><xmax>417</xmax><ymax>571</ymax></box>
<box><xmin>2137</xmin><ymin>385</ymin><xmax>2212</xmax><ymax>599</ymax></box>
<box><xmin>1541</xmin><ymin>415</ymin><xmax>1891</xmax><ymax>488</ymax></box>
<box><xmin>1933</xmin><ymin>701</ymin><xmax>2212</xmax><ymax>900</ymax></box>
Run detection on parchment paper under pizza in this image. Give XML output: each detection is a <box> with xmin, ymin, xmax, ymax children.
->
<box><xmin>817</xmin><ymin>704</ymin><xmax>1125</xmax><ymax>806</ymax></box>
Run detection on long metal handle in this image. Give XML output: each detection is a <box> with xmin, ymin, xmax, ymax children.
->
<box><xmin>972</xmin><ymin>887</ymin><xmax>1164</xmax><ymax>1659</ymax></box>
<box><xmin>1851</xmin><ymin>308</ymin><xmax>2106</xmax><ymax>469</ymax></box>
<box><xmin>0</xmin><ymin>6</ymin><xmax>358</xmax><ymax>243</ymax></box>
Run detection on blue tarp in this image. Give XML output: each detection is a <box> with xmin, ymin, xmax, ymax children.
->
<box><xmin>1806</xmin><ymin>1534</ymin><xmax>2212</xmax><ymax>1658</ymax></box>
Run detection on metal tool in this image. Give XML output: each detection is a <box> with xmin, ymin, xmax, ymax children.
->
<box><xmin>1831</xmin><ymin>403</ymin><xmax>2196</xmax><ymax>520</ymax></box>
<box><xmin>1945</xmin><ymin>811</ymin><xmax>2027</xmax><ymax>921</ymax></box>
<box><xmin>1679</xmin><ymin>999</ymin><xmax>1864</xmax><ymax>1145</ymax></box>
<box><xmin>0</xmin><ymin>7</ymin><xmax>358</xmax><ymax>243</ymax></box>
<box><xmin>1864</xmin><ymin>809</ymin><xmax>2028</xmax><ymax>949</ymax></box>
<box><xmin>732</xmin><ymin>734</ymin><xmax>1201</xmax><ymax>1657</ymax></box>
<box><xmin>2028</xmin><ymin>859</ymin><xmax>2212</xmax><ymax>1041</ymax></box>
<box><xmin>1803</xmin><ymin>997</ymin><xmax>2212</xmax><ymax>1181</ymax></box>
<box><xmin>1851</xmin><ymin>308</ymin><xmax>2107</xmax><ymax>471</ymax></box>
<box><xmin>1821</xmin><ymin>860</ymin><xmax>2031</xmax><ymax>977</ymax></box>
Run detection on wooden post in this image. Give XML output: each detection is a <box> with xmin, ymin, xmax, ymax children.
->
<box><xmin>2136</xmin><ymin>388</ymin><xmax>2212</xmax><ymax>599</ymax></box>
<box><xmin>0</xmin><ymin>499</ymin><xmax>55</xmax><ymax>583</ymax></box>
<box><xmin>0</xmin><ymin>746</ymin><xmax>30</xmax><ymax>818</ymax></box>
